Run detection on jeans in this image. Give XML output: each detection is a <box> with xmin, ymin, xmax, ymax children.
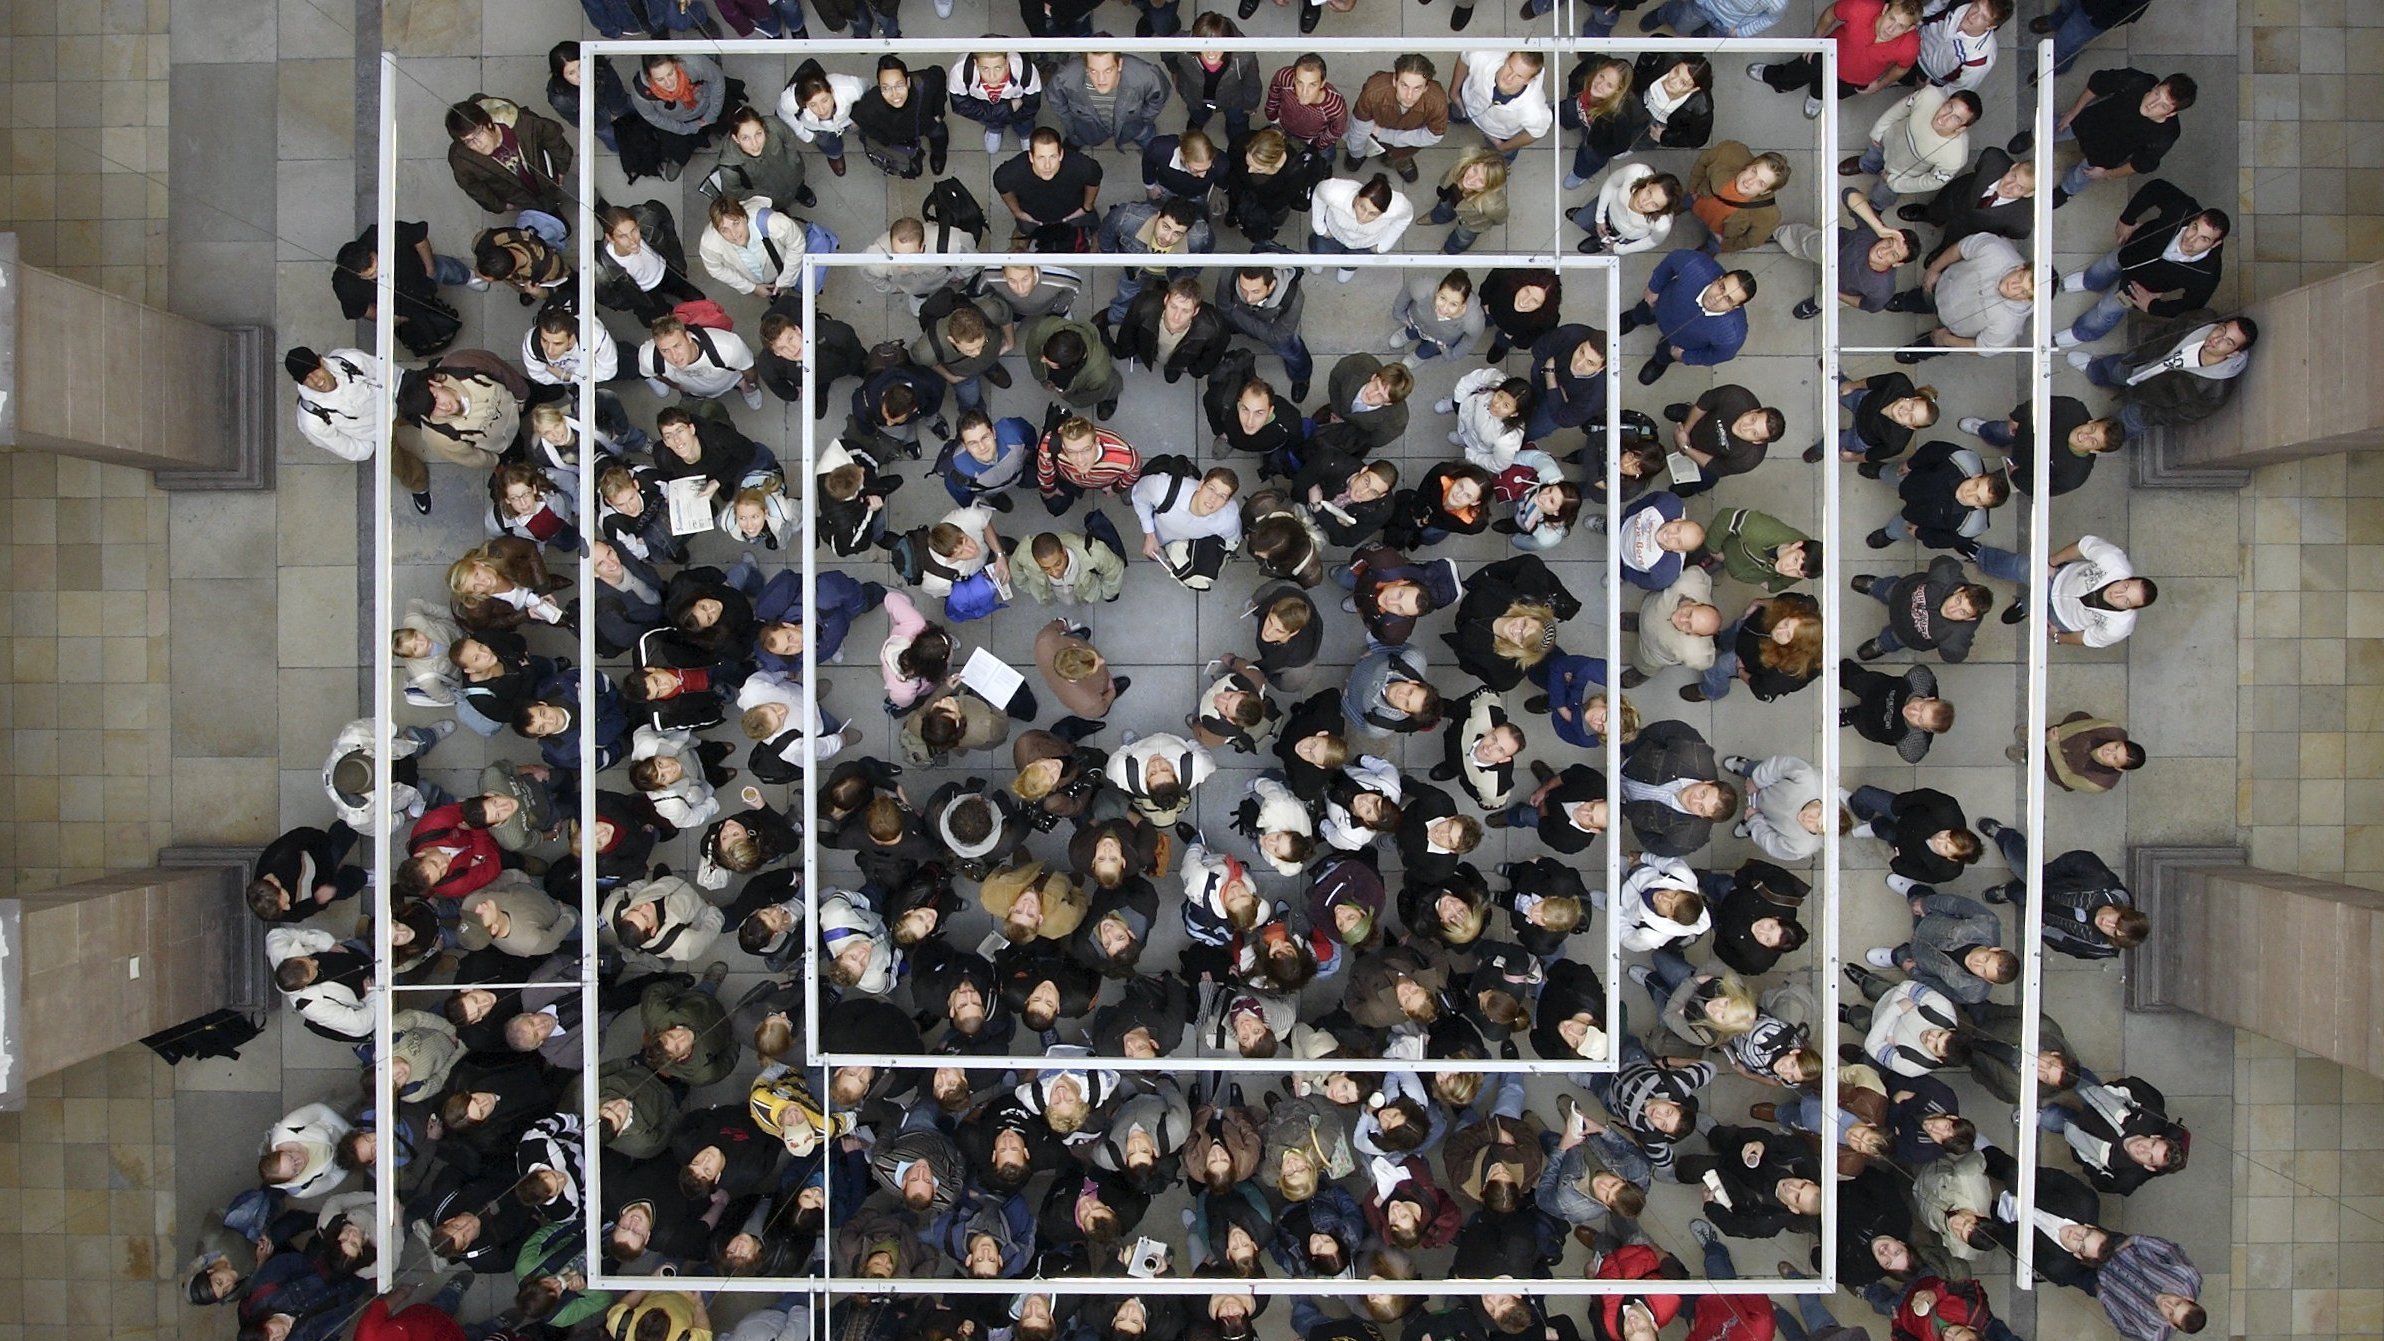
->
<box><xmin>1988</xmin><ymin>818</ymin><xmax>2028</xmax><ymax>877</ymax></box>
<box><xmin>1972</xmin><ymin>416</ymin><xmax>2016</xmax><ymax>448</ymax></box>
<box><xmin>1881</xmin><ymin>515</ymin><xmax>1919</xmax><ymax>543</ymax></box>
<box><xmin>1847</xmin><ymin>784</ymin><xmax>1899</xmax><ymax>830</ymax></box>
<box><xmin>1650</xmin><ymin>0</ymin><xmax>1710</xmax><ymax>35</ymax></box>
<box><xmin>1837</xmin><ymin>383</ymin><xmax>1875</xmax><ymax>459</ymax></box>
<box><xmin>949</xmin><ymin>375</ymin><xmax>986</xmax><ymax>411</ymax></box>
<box><xmin>580</xmin><ymin>0</ymin><xmax>648</xmax><ymax>34</ymax></box>
<box><xmin>644</xmin><ymin>0</ymin><xmax>715</xmax><ymax>30</ymax></box>
<box><xmin>849</xmin><ymin>3</ymin><xmax>898</xmax><ymax>35</ymax></box>
<box><xmin>2059</xmin><ymin>155</ymin><xmax>2098</xmax><ymax>199</ymax></box>
<box><xmin>1107</xmin><ymin>269</ymin><xmax>1155</xmax><ymax>325</ymax></box>
<box><xmin>1184</xmin><ymin>105</ymin><xmax>1253</xmax><ymax>144</ymax></box>
<box><xmin>1699</xmin><ymin>619</ymin><xmax>1743</xmax><ymax>700</ymax></box>
<box><xmin>2047</xmin><ymin>0</ymin><xmax>2108</xmax><ymax>75</ymax></box>
<box><xmin>1131</xmin><ymin>0</ymin><xmax>1182</xmax><ymax>34</ymax></box>
<box><xmin>1858</xmin><ymin>142</ymin><xmax>1886</xmax><ymax>176</ymax></box>
<box><xmin>714</xmin><ymin>0</ymin><xmax>806</xmax><ymax>33</ymax></box>
<box><xmin>1642</xmin><ymin>946</ymin><xmax>1694</xmax><ymax>1014</ymax></box>
<box><xmin>1307</xmin><ymin>233</ymin><xmax>1363</xmax><ymax>262</ymax></box>
<box><xmin>1240</xmin><ymin>329</ymin><xmax>1314</xmax><ymax>387</ymax></box>
<box><xmin>429</xmin><ymin>253</ymin><xmax>474</xmax><ymax>288</ymax></box>
<box><xmin>1442</xmin><ymin>224</ymin><xmax>1480</xmax><ymax>255</ymax></box>
<box><xmin>813</xmin><ymin>130</ymin><xmax>846</xmax><ymax>161</ymax></box>
<box><xmin>2067</xmin><ymin>249</ymin><xmax>2133</xmax><ymax>342</ymax></box>
<box><xmin>1969</xmin><ymin>541</ymin><xmax>2030</xmax><ymax>584</ymax></box>
<box><xmin>1862</xmin><ymin>577</ymin><xmax>1909</xmax><ymax>652</ymax></box>
<box><xmin>1400</xmin><ymin>325</ymin><xmax>1449</xmax><ymax>360</ymax></box>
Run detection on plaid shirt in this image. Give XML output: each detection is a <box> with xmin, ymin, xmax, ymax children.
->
<box><xmin>1036</xmin><ymin>428</ymin><xmax>1142</xmax><ymax>493</ymax></box>
<box><xmin>2099</xmin><ymin>1235</ymin><xmax>2201</xmax><ymax>1341</ymax></box>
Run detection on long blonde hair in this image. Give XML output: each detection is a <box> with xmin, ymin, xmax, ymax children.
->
<box><xmin>1489</xmin><ymin>601</ymin><xmax>1559</xmax><ymax>669</ymax></box>
<box><xmin>1445</xmin><ymin>147</ymin><xmax>1508</xmax><ymax>199</ymax></box>
<box><xmin>1574</xmin><ymin>57</ymin><xmax>1634</xmax><ymax>123</ymax></box>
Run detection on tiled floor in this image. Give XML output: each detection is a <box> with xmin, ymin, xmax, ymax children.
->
<box><xmin>0</xmin><ymin>0</ymin><xmax>175</xmax><ymax>305</ymax></box>
<box><xmin>0</xmin><ymin>451</ymin><xmax>177</xmax><ymax>902</ymax></box>
<box><xmin>2235</xmin><ymin>0</ymin><xmax>2384</xmax><ymax>304</ymax></box>
<box><xmin>0</xmin><ymin>1046</ymin><xmax>189</xmax><ymax>1341</ymax></box>
<box><xmin>2228</xmin><ymin>1031</ymin><xmax>2384</xmax><ymax>1339</ymax></box>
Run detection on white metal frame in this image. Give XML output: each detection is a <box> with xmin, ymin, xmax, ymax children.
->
<box><xmin>350</xmin><ymin>26</ymin><xmax>2079</xmax><ymax>1306</ymax></box>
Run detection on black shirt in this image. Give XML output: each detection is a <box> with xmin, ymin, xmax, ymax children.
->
<box><xmin>331</xmin><ymin>221</ymin><xmax>433</xmax><ymax>321</ymax></box>
<box><xmin>1851</xmin><ymin>371</ymin><xmax>1918</xmax><ymax>462</ymax></box>
<box><xmin>994</xmin><ymin>149</ymin><xmax>1103</xmax><ymax>224</ymax></box>
<box><xmin>2003</xmin><ymin>395</ymin><xmax>2098</xmax><ymax>496</ymax></box>
<box><xmin>2070</xmin><ymin>68</ymin><xmax>2179</xmax><ymax>173</ymax></box>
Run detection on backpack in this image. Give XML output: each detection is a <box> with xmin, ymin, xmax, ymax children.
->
<box><xmin>864</xmin><ymin>341</ymin><xmax>913</xmax><ymax>374</ymax></box>
<box><xmin>885</xmin><ymin>525</ymin><xmax>965</xmax><ymax>590</ymax></box>
<box><xmin>923</xmin><ymin>176</ymin><xmax>989</xmax><ymax>248</ymax></box>
<box><xmin>1030</xmin><ymin>221</ymin><xmax>1096</xmax><ymax>254</ymax></box>
<box><xmin>641</xmin><ymin>322</ymin><xmax>733</xmax><ymax>381</ymax></box>
<box><xmin>673</xmin><ymin>297</ymin><xmax>735</xmax><ymax>330</ymax></box>
<box><xmin>944</xmin><ymin>570</ymin><xmax>1007</xmax><ymax>622</ymax></box>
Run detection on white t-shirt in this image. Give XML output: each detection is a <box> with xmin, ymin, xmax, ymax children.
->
<box><xmin>611</xmin><ymin>239</ymin><xmax>667</xmax><ymax>291</ymax></box>
<box><xmin>2048</xmin><ymin>534</ymin><xmax>2138</xmax><ymax>647</ymax></box>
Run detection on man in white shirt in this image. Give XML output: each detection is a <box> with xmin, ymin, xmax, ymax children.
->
<box><xmin>921</xmin><ymin>504</ymin><xmax>1011</xmax><ymax>599</ymax></box>
<box><xmin>1967</xmin><ymin>533</ymin><xmax>2154</xmax><ymax>647</ymax></box>
<box><xmin>1450</xmin><ymin>51</ymin><xmax>1552</xmax><ymax>158</ymax></box>
<box><xmin>1131</xmin><ymin>464</ymin><xmax>1243</xmax><ymax>559</ymax></box>
<box><xmin>637</xmin><ymin>315</ymin><xmax>762</xmax><ymax>409</ymax></box>
<box><xmin>287</xmin><ymin>345</ymin><xmax>434</xmax><ymax>514</ymax></box>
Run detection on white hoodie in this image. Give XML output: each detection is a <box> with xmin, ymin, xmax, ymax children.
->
<box><xmin>1615</xmin><ymin>855</ymin><xmax>1714</xmax><ymax>953</ymax></box>
<box><xmin>293</xmin><ymin>347</ymin><xmax>384</xmax><ymax>463</ymax></box>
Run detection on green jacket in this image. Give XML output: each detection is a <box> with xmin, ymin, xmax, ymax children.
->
<box><xmin>1023</xmin><ymin>315</ymin><xmax>1122</xmax><ymax>408</ymax></box>
<box><xmin>596</xmin><ymin>1057</ymin><xmax>685</xmax><ymax>1161</ymax></box>
<box><xmin>477</xmin><ymin>761</ymin><xmax>566</xmax><ymax>863</ymax></box>
<box><xmin>1707</xmin><ymin>507</ymin><xmax>1812</xmax><ymax>593</ymax></box>
<box><xmin>514</xmin><ymin>1222</ymin><xmax>613</xmax><ymax>1329</ymax></box>
<box><xmin>637</xmin><ymin>981</ymin><xmax>740</xmax><ymax>1087</ymax></box>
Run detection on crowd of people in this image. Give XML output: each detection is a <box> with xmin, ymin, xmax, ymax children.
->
<box><xmin>227</xmin><ymin>3</ymin><xmax>2239</xmax><ymax>1341</ymax></box>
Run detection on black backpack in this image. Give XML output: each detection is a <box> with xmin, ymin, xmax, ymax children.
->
<box><xmin>923</xmin><ymin>176</ymin><xmax>989</xmax><ymax>249</ymax></box>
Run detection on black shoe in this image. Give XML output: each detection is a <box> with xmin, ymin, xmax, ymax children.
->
<box><xmin>1394</xmin><ymin>157</ymin><xmax>1419</xmax><ymax>184</ymax></box>
<box><xmin>1617</xmin><ymin>612</ymin><xmax>1639</xmax><ymax>633</ymax></box>
<box><xmin>1893</xmin><ymin>351</ymin><xmax>1930</xmax><ymax>364</ymax></box>
<box><xmin>1952</xmin><ymin>537</ymin><xmax>1982</xmax><ymax>561</ymax></box>
<box><xmin>1111</xmin><ymin>675</ymin><xmax>1130</xmax><ymax>697</ymax></box>
<box><xmin>2027</xmin><ymin>14</ymin><xmax>2054</xmax><ymax>32</ymax></box>
<box><xmin>1857</xmin><ymin>462</ymin><xmax>1884</xmax><ymax>480</ymax></box>
<box><xmin>1448</xmin><ymin>2</ymin><xmax>1473</xmax><ymax>28</ymax></box>
<box><xmin>1637</xmin><ymin>6</ymin><xmax>1666</xmax><ymax>30</ymax></box>
<box><xmin>1856</xmin><ymin>638</ymin><xmax>1885</xmax><ymax>661</ymax></box>
<box><xmin>2006</xmin><ymin>129</ymin><xmax>2034</xmax><ymax>157</ymax></box>
<box><xmin>410</xmin><ymin>489</ymin><xmax>433</xmax><ymax>515</ymax></box>
<box><xmin>1678</xmin><ymin>685</ymin><xmax>1706</xmax><ymax>703</ymax></box>
<box><xmin>1490</xmin><ymin>518</ymin><xmax>1521</xmax><ymax>535</ymax></box>
<box><xmin>1484</xmin><ymin>810</ymin><xmax>1512</xmax><ymax>828</ymax></box>
<box><xmin>1288</xmin><ymin>380</ymin><xmax>1310</xmax><ymax>402</ymax></box>
<box><xmin>1529</xmin><ymin>759</ymin><xmax>1555</xmax><ymax>785</ymax></box>
<box><xmin>1237</xmin><ymin>0</ymin><xmax>1260</xmax><ymax>15</ymax></box>
<box><xmin>2002</xmin><ymin>603</ymin><xmax>2028</xmax><ymax>625</ymax></box>
<box><xmin>1618</xmin><ymin>667</ymin><xmax>1647</xmax><ymax>688</ymax></box>
<box><xmin>1576</xmin><ymin>235</ymin><xmax>1605</xmax><ymax>254</ymax></box>
<box><xmin>984</xmin><ymin>493</ymin><xmax>1014</xmax><ymax>513</ymax></box>
<box><xmin>1301</xmin><ymin>0</ymin><xmax>1322</xmax><ymax>31</ymax></box>
<box><xmin>1096</xmin><ymin>399</ymin><xmax>1119</xmax><ymax>418</ymax></box>
<box><xmin>1428</xmin><ymin>764</ymin><xmax>1458</xmax><ymax>782</ymax></box>
<box><xmin>929</xmin><ymin>145</ymin><xmax>948</xmax><ymax>175</ymax></box>
<box><xmin>1802</xmin><ymin>443</ymin><xmax>1826</xmax><ymax>464</ymax></box>
<box><xmin>1342</xmin><ymin>150</ymin><xmax>1364</xmax><ymax>172</ymax></box>
<box><xmin>983</xmin><ymin>365</ymin><xmax>1014</xmax><ymax>389</ymax></box>
<box><xmin>878</xmin><ymin>474</ymin><xmax>908</xmax><ymax>495</ymax></box>
<box><xmin>930</xmin><ymin>417</ymin><xmax>952</xmax><ymax>439</ymax></box>
<box><xmin>1174</xmin><ymin>821</ymin><xmax>1200</xmax><ymax>843</ymax></box>
<box><xmin>2051</xmin><ymin>187</ymin><xmax>2071</xmax><ymax>209</ymax></box>
<box><xmin>795</xmin><ymin>185</ymin><xmax>819</xmax><ymax>208</ymax></box>
<box><xmin>1050</xmin><ymin>715</ymin><xmax>1105</xmax><ymax>744</ymax></box>
<box><xmin>1981</xmin><ymin>883</ymin><xmax>2015</xmax><ymax>905</ymax></box>
<box><xmin>1896</xmin><ymin>203</ymin><xmax>1928</xmax><ymax>223</ymax></box>
<box><xmin>1636</xmin><ymin>360</ymin><xmax>1668</xmax><ymax>386</ymax></box>
<box><xmin>1851</xmin><ymin>575</ymin><xmax>1876</xmax><ymax>595</ymax></box>
<box><xmin>1865</xmin><ymin>528</ymin><xmax>1894</xmax><ymax>549</ymax></box>
<box><xmin>1524</xmin><ymin>695</ymin><xmax>1550</xmax><ymax>713</ymax></box>
<box><xmin>1662</xmin><ymin>402</ymin><xmax>1690</xmax><ymax>423</ymax></box>
<box><xmin>1618</xmin><ymin>311</ymin><xmax>1645</xmax><ymax>336</ymax></box>
<box><xmin>1792</xmin><ymin>298</ymin><xmax>1821</xmax><ymax>320</ymax></box>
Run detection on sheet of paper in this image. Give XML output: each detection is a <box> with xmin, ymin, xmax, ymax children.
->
<box><xmin>664</xmin><ymin>476</ymin><xmax>714</xmax><ymax>536</ymax></box>
<box><xmin>959</xmin><ymin>646</ymin><xmax>1025</xmax><ymax>709</ymax></box>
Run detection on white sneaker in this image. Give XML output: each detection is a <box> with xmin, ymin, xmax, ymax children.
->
<box><xmin>1339</xmin><ymin>596</ymin><xmax>1359</xmax><ymax>613</ymax></box>
<box><xmin>1744</xmin><ymin>63</ymin><xmax>1771</xmax><ymax>83</ymax></box>
<box><xmin>1446</xmin><ymin>431</ymin><xmax>1464</xmax><ymax>446</ymax></box>
<box><xmin>1387</xmin><ymin>328</ymin><xmax>1415</xmax><ymax>351</ymax></box>
<box><xmin>934</xmin><ymin>0</ymin><xmax>953</xmax><ymax>13</ymax></box>
<box><xmin>2052</xmin><ymin>329</ymin><xmax>2080</xmax><ymax>350</ymax></box>
<box><xmin>983</xmin><ymin>129</ymin><xmax>1003</xmax><ymax>155</ymax></box>
<box><xmin>829</xmin><ymin>647</ymin><xmax>847</xmax><ymax>664</ymax></box>
<box><xmin>1803</xmin><ymin>96</ymin><xmax>1824</xmax><ymax>119</ymax></box>
<box><xmin>1865</xmin><ymin>947</ymin><xmax>1900</xmax><ymax>970</ymax></box>
<box><xmin>462</xmin><ymin>274</ymin><xmax>489</xmax><ymax>291</ymax></box>
<box><xmin>1957</xmin><ymin>416</ymin><xmax>1988</xmax><ymax>436</ymax></box>
<box><xmin>2061</xmin><ymin>271</ymin><xmax>2089</xmax><ymax>294</ymax></box>
<box><xmin>1335</xmin><ymin>268</ymin><xmax>1356</xmax><ymax>283</ymax></box>
<box><xmin>2066</xmin><ymin>350</ymin><xmax>2093</xmax><ymax>372</ymax></box>
<box><xmin>1433</xmin><ymin>398</ymin><xmax>1456</xmax><ymax>414</ymax></box>
<box><xmin>741</xmin><ymin>385</ymin><xmax>765</xmax><ymax>411</ymax></box>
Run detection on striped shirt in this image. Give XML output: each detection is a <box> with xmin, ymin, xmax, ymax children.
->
<box><xmin>1264</xmin><ymin>66</ymin><xmax>1350</xmax><ymax>149</ymax></box>
<box><xmin>1605</xmin><ymin>1059</ymin><xmax>1713</xmax><ymax>1177</ymax></box>
<box><xmin>2098</xmin><ymin>1235</ymin><xmax>2201</xmax><ymax>1341</ymax></box>
<box><xmin>1036</xmin><ymin>428</ymin><xmax>1143</xmax><ymax>493</ymax></box>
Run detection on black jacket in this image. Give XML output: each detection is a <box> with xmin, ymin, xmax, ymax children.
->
<box><xmin>592</xmin><ymin>200</ymin><xmax>689</xmax><ymax>315</ymax></box>
<box><xmin>1876</xmin><ymin>787</ymin><xmax>1969</xmax><ymax>884</ymax></box>
<box><xmin>251</xmin><ymin>825</ymin><xmax>359</xmax><ymax>923</ymax></box>
<box><xmin>1620</xmin><ymin>720</ymin><xmax>1719</xmax><ymax>858</ymax></box>
<box><xmin>1896</xmin><ymin>440</ymin><xmax>1989</xmax><ymax>549</ymax></box>
<box><xmin>1532</xmin><ymin>764</ymin><xmax>1608</xmax><ymax>856</ymax></box>
<box><xmin>1594</xmin><ymin>54</ymin><xmax>1713</xmax><ymax>153</ymax></box>
<box><xmin>1295</xmin><ymin>445</ymin><xmax>1395</xmax><ymax>548</ymax></box>
<box><xmin>756</xmin><ymin>294</ymin><xmax>867</xmax><ymax>415</ymax></box>
<box><xmin>850</xmin><ymin>69</ymin><xmax>948</xmax><ymax>151</ymax></box>
<box><xmin>1842</xmin><ymin>660</ymin><xmax>1938</xmax><ymax>762</ymax></box>
<box><xmin>592</xmin><ymin>546</ymin><xmax>669</xmax><ymax>658</ymax></box>
<box><xmin>1393</xmin><ymin>783</ymin><xmax>1468</xmax><ymax>884</ymax></box>
<box><xmin>1921</xmin><ymin>146</ymin><xmax>2032</xmax><ymax>260</ymax></box>
<box><xmin>2108</xmin><ymin>178</ymin><xmax>2224</xmax><ymax>316</ymax></box>
<box><xmin>1116</xmin><ymin>286</ymin><xmax>1229</xmax><ymax>382</ymax></box>
<box><xmin>1443</xmin><ymin>555</ymin><xmax>1581</xmax><ymax>691</ymax></box>
<box><xmin>1710</xmin><ymin>859</ymin><xmax>1808</xmax><ymax>977</ymax></box>
<box><xmin>1882</xmin><ymin>555</ymin><xmax>1981</xmax><ymax>662</ymax></box>
<box><xmin>649</xmin><ymin>420</ymin><xmax>764</xmax><ymax>496</ymax></box>
<box><xmin>2001</xmin><ymin>394</ymin><xmax>2100</xmax><ymax>496</ymax></box>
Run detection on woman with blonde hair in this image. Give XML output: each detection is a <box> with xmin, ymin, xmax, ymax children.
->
<box><xmin>1426</xmin><ymin>147</ymin><xmax>1509</xmax><ymax>254</ymax></box>
<box><xmin>1638</xmin><ymin>951</ymin><xmax>1758</xmax><ymax>1049</ymax></box>
<box><xmin>1526</xmin><ymin>654</ymin><xmax>1637</xmax><ymax>750</ymax></box>
<box><xmin>1442</xmin><ymin>554</ymin><xmax>1582</xmax><ymax>692</ymax></box>
<box><xmin>447</xmin><ymin>538</ymin><xmax>565</xmax><ymax>632</ymax></box>
<box><xmin>1688</xmin><ymin>591</ymin><xmax>1823</xmax><ymax>703</ymax></box>
<box><xmin>1258</xmin><ymin>1093</ymin><xmax>1353</xmax><ymax>1203</ymax></box>
<box><xmin>717</xmin><ymin>478</ymin><xmax>793</xmax><ymax>551</ymax></box>
<box><xmin>1222</xmin><ymin>127</ymin><xmax>1324</xmax><ymax>243</ymax></box>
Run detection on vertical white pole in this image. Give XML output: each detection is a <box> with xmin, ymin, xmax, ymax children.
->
<box><xmin>369</xmin><ymin>48</ymin><xmax>401</xmax><ymax>1296</ymax></box>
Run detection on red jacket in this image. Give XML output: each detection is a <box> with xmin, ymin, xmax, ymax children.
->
<box><xmin>1593</xmin><ymin>1243</ymin><xmax>1685</xmax><ymax>1341</ymax></box>
<box><xmin>355</xmin><ymin>1298</ymin><xmax>467</xmax><ymax>1341</ymax></box>
<box><xmin>1892</xmin><ymin>1276</ymin><xmax>1992</xmax><ymax>1341</ymax></box>
<box><xmin>1688</xmin><ymin>1293</ymin><xmax>1777</xmax><ymax>1341</ymax></box>
<box><xmin>407</xmin><ymin>803</ymin><xmax>505</xmax><ymax>899</ymax></box>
